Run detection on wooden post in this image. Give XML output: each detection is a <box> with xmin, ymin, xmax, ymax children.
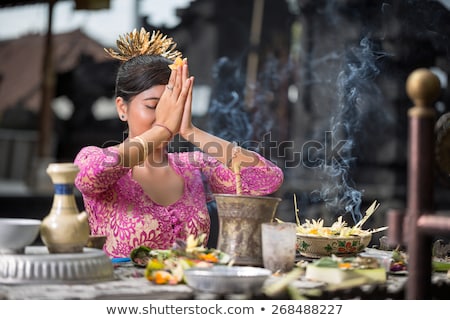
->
<box><xmin>38</xmin><ymin>0</ymin><xmax>56</xmax><ymax>158</ymax></box>
<box><xmin>245</xmin><ymin>0</ymin><xmax>265</xmax><ymax>109</ymax></box>
<box><xmin>405</xmin><ymin>68</ymin><xmax>440</xmax><ymax>299</ymax></box>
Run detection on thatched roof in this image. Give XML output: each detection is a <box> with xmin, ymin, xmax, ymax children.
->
<box><xmin>0</xmin><ymin>0</ymin><xmax>54</xmax><ymax>7</ymax></box>
<box><xmin>0</xmin><ymin>29</ymin><xmax>113</xmax><ymax>112</ymax></box>
<box><xmin>0</xmin><ymin>0</ymin><xmax>109</xmax><ymax>10</ymax></box>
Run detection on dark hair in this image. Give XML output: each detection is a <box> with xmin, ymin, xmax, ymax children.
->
<box><xmin>115</xmin><ymin>55</ymin><xmax>172</xmax><ymax>102</ymax></box>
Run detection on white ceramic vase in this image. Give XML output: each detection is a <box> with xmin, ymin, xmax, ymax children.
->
<box><xmin>40</xmin><ymin>163</ymin><xmax>89</xmax><ymax>253</ymax></box>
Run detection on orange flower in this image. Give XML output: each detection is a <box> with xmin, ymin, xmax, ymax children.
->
<box><xmin>153</xmin><ymin>270</ymin><xmax>175</xmax><ymax>284</ymax></box>
<box><xmin>198</xmin><ymin>253</ymin><xmax>219</xmax><ymax>263</ymax></box>
<box><xmin>338</xmin><ymin>262</ymin><xmax>352</xmax><ymax>269</ymax></box>
<box><xmin>169</xmin><ymin>57</ymin><xmax>184</xmax><ymax>70</ymax></box>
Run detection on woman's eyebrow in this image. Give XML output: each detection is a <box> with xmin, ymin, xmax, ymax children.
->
<box><xmin>143</xmin><ymin>97</ymin><xmax>160</xmax><ymax>101</ymax></box>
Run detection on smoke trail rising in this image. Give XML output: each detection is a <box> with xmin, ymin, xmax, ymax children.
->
<box><xmin>207</xmin><ymin>57</ymin><xmax>253</xmax><ymax>144</ymax></box>
<box><xmin>315</xmin><ymin>36</ymin><xmax>384</xmax><ymax>223</ymax></box>
<box><xmin>207</xmin><ymin>56</ymin><xmax>281</xmax><ymax>151</ymax></box>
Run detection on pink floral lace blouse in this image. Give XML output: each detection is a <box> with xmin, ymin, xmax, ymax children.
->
<box><xmin>74</xmin><ymin>146</ymin><xmax>284</xmax><ymax>258</ymax></box>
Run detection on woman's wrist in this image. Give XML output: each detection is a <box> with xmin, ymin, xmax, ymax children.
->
<box><xmin>152</xmin><ymin>123</ymin><xmax>174</xmax><ymax>140</ymax></box>
<box><xmin>118</xmin><ymin>136</ymin><xmax>148</xmax><ymax>167</ymax></box>
<box><xmin>180</xmin><ymin>126</ymin><xmax>197</xmax><ymax>142</ymax></box>
<box><xmin>133</xmin><ymin>136</ymin><xmax>148</xmax><ymax>158</ymax></box>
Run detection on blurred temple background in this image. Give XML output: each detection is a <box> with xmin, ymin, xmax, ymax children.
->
<box><xmin>1</xmin><ymin>0</ymin><xmax>450</xmax><ymax>246</ymax></box>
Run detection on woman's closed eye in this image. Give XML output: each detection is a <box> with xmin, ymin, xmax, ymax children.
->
<box><xmin>145</xmin><ymin>104</ymin><xmax>157</xmax><ymax>110</ymax></box>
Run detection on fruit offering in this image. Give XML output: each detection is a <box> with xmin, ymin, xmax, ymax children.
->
<box><xmin>130</xmin><ymin>234</ymin><xmax>230</xmax><ymax>285</ymax></box>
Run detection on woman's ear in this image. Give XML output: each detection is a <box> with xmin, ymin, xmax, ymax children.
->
<box><xmin>116</xmin><ymin>97</ymin><xmax>127</xmax><ymax>121</ymax></box>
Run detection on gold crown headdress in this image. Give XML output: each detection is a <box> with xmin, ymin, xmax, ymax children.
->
<box><xmin>104</xmin><ymin>27</ymin><xmax>183</xmax><ymax>62</ymax></box>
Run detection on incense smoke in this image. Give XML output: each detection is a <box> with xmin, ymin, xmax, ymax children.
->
<box><xmin>313</xmin><ymin>37</ymin><xmax>386</xmax><ymax>223</ymax></box>
<box><xmin>207</xmin><ymin>56</ymin><xmax>281</xmax><ymax>152</ymax></box>
<box><xmin>207</xmin><ymin>57</ymin><xmax>253</xmax><ymax>143</ymax></box>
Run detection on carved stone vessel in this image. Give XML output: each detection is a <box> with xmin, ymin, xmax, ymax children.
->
<box><xmin>214</xmin><ymin>194</ymin><xmax>282</xmax><ymax>266</ymax></box>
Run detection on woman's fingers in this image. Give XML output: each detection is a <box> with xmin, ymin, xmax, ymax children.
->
<box><xmin>170</xmin><ymin>64</ymin><xmax>184</xmax><ymax>97</ymax></box>
<box><xmin>165</xmin><ymin>66</ymin><xmax>178</xmax><ymax>94</ymax></box>
<box><xmin>177</xmin><ymin>75</ymin><xmax>192</xmax><ymax>105</ymax></box>
<box><xmin>182</xmin><ymin>60</ymin><xmax>189</xmax><ymax>82</ymax></box>
<box><xmin>155</xmin><ymin>62</ymin><xmax>192</xmax><ymax>135</ymax></box>
<box><xmin>166</xmin><ymin>59</ymin><xmax>189</xmax><ymax>96</ymax></box>
<box><xmin>180</xmin><ymin>76</ymin><xmax>195</xmax><ymax>136</ymax></box>
<box><xmin>184</xmin><ymin>76</ymin><xmax>194</xmax><ymax>117</ymax></box>
<box><xmin>169</xmin><ymin>63</ymin><xmax>191</xmax><ymax>106</ymax></box>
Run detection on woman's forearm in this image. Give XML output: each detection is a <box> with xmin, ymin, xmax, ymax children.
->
<box><xmin>183</xmin><ymin>127</ymin><xmax>264</xmax><ymax>168</ymax></box>
<box><xmin>118</xmin><ymin>126</ymin><xmax>172</xmax><ymax>167</ymax></box>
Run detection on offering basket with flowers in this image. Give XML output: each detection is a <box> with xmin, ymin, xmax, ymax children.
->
<box><xmin>280</xmin><ymin>197</ymin><xmax>386</xmax><ymax>258</ymax></box>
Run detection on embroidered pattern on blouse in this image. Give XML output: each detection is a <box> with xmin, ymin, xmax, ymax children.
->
<box><xmin>74</xmin><ymin>146</ymin><xmax>283</xmax><ymax>257</ymax></box>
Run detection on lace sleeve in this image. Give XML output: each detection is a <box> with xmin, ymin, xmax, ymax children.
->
<box><xmin>201</xmin><ymin>151</ymin><xmax>284</xmax><ymax>196</ymax></box>
<box><xmin>74</xmin><ymin>146</ymin><xmax>130</xmax><ymax>196</ymax></box>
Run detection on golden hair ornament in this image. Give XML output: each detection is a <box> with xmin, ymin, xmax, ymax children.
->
<box><xmin>104</xmin><ymin>27</ymin><xmax>183</xmax><ymax>62</ymax></box>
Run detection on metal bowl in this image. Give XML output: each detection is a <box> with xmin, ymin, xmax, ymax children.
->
<box><xmin>0</xmin><ymin>218</ymin><xmax>41</xmax><ymax>254</ymax></box>
<box><xmin>183</xmin><ymin>265</ymin><xmax>272</xmax><ymax>294</ymax></box>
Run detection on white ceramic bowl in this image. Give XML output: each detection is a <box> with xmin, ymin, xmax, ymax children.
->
<box><xmin>184</xmin><ymin>265</ymin><xmax>272</xmax><ymax>295</ymax></box>
<box><xmin>0</xmin><ymin>218</ymin><xmax>41</xmax><ymax>254</ymax></box>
